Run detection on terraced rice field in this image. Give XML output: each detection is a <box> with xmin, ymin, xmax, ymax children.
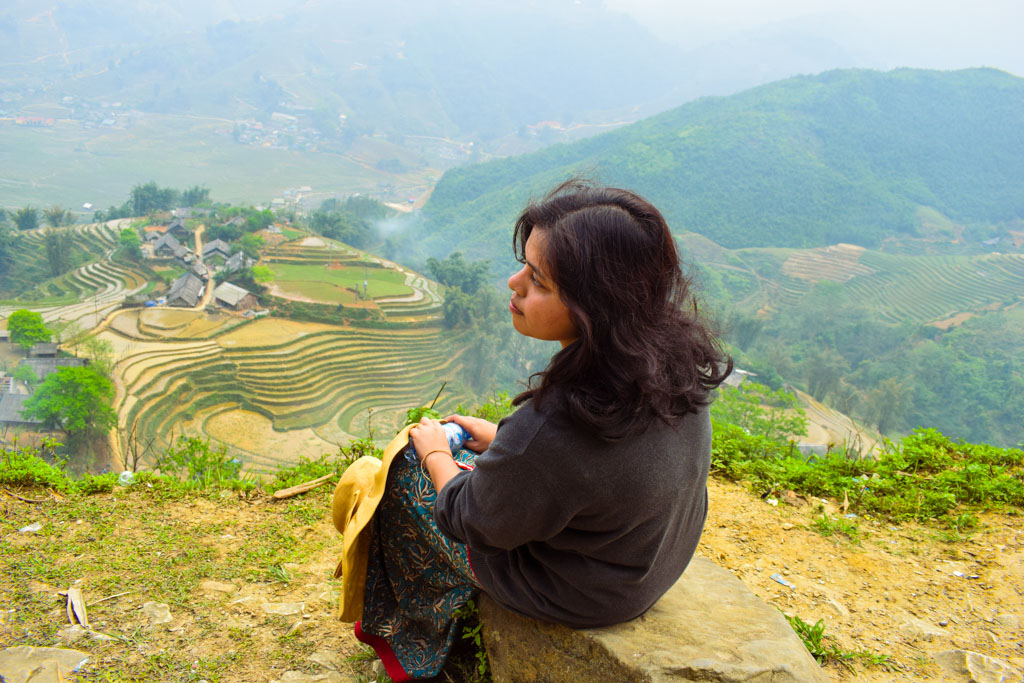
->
<box><xmin>104</xmin><ymin>316</ymin><xmax>472</xmax><ymax>472</ymax></box>
<box><xmin>262</xmin><ymin>235</ymin><xmax>442</xmax><ymax>319</ymax></box>
<box><xmin>781</xmin><ymin>243</ymin><xmax>875</xmax><ymax>283</ymax></box>
<box><xmin>845</xmin><ymin>252</ymin><xmax>1024</xmax><ymax>323</ymax></box>
<box><xmin>0</xmin><ymin>220</ymin><xmax>149</xmax><ymax>332</ymax></box>
<box><xmin>728</xmin><ymin>246</ymin><xmax>1024</xmax><ymax>323</ymax></box>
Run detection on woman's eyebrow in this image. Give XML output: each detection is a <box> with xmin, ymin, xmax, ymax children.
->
<box><xmin>525</xmin><ymin>258</ymin><xmax>547</xmax><ymax>281</ymax></box>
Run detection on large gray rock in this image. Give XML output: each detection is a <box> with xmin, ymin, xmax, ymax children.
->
<box><xmin>479</xmin><ymin>557</ymin><xmax>829</xmax><ymax>683</ymax></box>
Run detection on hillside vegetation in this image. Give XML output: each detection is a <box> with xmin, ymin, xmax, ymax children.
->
<box><xmin>399</xmin><ymin>68</ymin><xmax>1024</xmax><ymax>448</ymax></box>
<box><xmin>2</xmin><ymin>396</ymin><xmax>1023</xmax><ymax>681</ymax></box>
<box><xmin>415</xmin><ymin>68</ymin><xmax>1024</xmax><ymax>259</ymax></box>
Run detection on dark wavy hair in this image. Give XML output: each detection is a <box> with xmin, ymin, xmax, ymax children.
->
<box><xmin>512</xmin><ymin>180</ymin><xmax>732</xmax><ymax>440</ymax></box>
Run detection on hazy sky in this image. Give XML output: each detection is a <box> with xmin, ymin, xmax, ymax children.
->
<box><xmin>606</xmin><ymin>0</ymin><xmax>1024</xmax><ymax>76</ymax></box>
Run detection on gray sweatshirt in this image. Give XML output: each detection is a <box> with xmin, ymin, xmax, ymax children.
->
<box><xmin>434</xmin><ymin>399</ymin><xmax>711</xmax><ymax>628</ymax></box>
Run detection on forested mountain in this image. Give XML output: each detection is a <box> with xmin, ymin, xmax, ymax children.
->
<box><xmin>413</xmin><ymin>68</ymin><xmax>1024</xmax><ymax>262</ymax></box>
<box><xmin>397</xmin><ymin>68</ymin><xmax>1024</xmax><ymax>448</ymax></box>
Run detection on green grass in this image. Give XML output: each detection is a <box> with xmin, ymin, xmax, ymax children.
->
<box><xmin>785</xmin><ymin>614</ymin><xmax>893</xmax><ymax>671</ymax></box>
<box><xmin>269</xmin><ymin>263</ymin><xmax>413</xmax><ymax>302</ymax></box>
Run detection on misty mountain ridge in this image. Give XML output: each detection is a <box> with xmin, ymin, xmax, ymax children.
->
<box><xmin>1</xmin><ymin>0</ymin><xmax>938</xmax><ymax>150</ymax></box>
<box><xmin>0</xmin><ymin>0</ymin><xmax>687</xmax><ymax>140</ymax></box>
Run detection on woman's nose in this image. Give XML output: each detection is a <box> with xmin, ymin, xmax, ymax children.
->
<box><xmin>508</xmin><ymin>266</ymin><xmax>526</xmax><ymax>292</ymax></box>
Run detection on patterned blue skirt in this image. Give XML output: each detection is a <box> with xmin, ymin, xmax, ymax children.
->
<box><xmin>356</xmin><ymin>449</ymin><xmax>481</xmax><ymax>681</ymax></box>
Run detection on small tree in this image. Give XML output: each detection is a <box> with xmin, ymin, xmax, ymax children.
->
<box><xmin>43</xmin><ymin>229</ymin><xmax>73</xmax><ymax>276</ymax></box>
<box><xmin>182</xmin><ymin>185</ymin><xmax>210</xmax><ymax>206</ymax></box>
<box><xmin>238</xmin><ymin>232</ymin><xmax>264</xmax><ymax>258</ymax></box>
<box><xmin>13</xmin><ymin>207</ymin><xmax>39</xmax><ymax>231</ymax></box>
<box><xmin>43</xmin><ymin>205</ymin><xmax>70</xmax><ymax>227</ymax></box>
<box><xmin>21</xmin><ymin>366</ymin><xmax>117</xmax><ymax>454</ymax></box>
<box><xmin>119</xmin><ymin>227</ymin><xmax>142</xmax><ymax>261</ymax></box>
<box><xmin>427</xmin><ymin>251</ymin><xmax>490</xmax><ymax>295</ymax></box>
<box><xmin>79</xmin><ymin>336</ymin><xmax>115</xmax><ymax>377</ymax></box>
<box><xmin>12</xmin><ymin>363</ymin><xmax>39</xmax><ymax>388</ymax></box>
<box><xmin>7</xmin><ymin>309</ymin><xmax>51</xmax><ymax>350</ymax></box>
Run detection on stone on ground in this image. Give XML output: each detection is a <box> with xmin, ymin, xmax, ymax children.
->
<box><xmin>0</xmin><ymin>646</ymin><xmax>89</xmax><ymax>683</ymax></box>
<box><xmin>898</xmin><ymin>615</ymin><xmax>947</xmax><ymax>642</ymax></box>
<box><xmin>933</xmin><ymin>649</ymin><xmax>1022</xmax><ymax>683</ymax></box>
<box><xmin>141</xmin><ymin>601</ymin><xmax>173</xmax><ymax>625</ymax></box>
<box><xmin>479</xmin><ymin>557</ymin><xmax>829</xmax><ymax>682</ymax></box>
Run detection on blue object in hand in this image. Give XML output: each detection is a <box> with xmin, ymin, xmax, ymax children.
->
<box><xmin>404</xmin><ymin>422</ymin><xmax>472</xmax><ymax>464</ymax></box>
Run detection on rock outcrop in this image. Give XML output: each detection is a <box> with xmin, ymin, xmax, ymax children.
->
<box><xmin>479</xmin><ymin>557</ymin><xmax>829</xmax><ymax>682</ymax></box>
<box><xmin>934</xmin><ymin>649</ymin><xmax>1023</xmax><ymax>683</ymax></box>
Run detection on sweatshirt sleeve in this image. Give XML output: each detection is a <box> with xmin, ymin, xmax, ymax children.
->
<box><xmin>434</xmin><ymin>405</ymin><xmax>581</xmax><ymax>554</ymax></box>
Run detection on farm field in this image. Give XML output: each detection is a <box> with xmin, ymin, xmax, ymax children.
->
<box><xmin>103</xmin><ymin>312</ymin><xmax>473</xmax><ymax>473</ymax></box>
<box><xmin>0</xmin><ymin>114</ymin><xmax>440</xmax><ymax>212</ymax></box>
<box><xmin>261</xmin><ymin>234</ymin><xmax>443</xmax><ymax>319</ymax></box>
<box><xmin>709</xmin><ymin>243</ymin><xmax>1024</xmax><ymax>324</ymax></box>
<box><xmin>268</xmin><ymin>263</ymin><xmax>413</xmax><ymax>304</ymax></box>
<box><xmin>0</xmin><ymin>220</ymin><xmax>150</xmax><ymax>331</ymax></box>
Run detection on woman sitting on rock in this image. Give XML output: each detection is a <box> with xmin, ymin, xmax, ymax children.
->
<box><xmin>350</xmin><ymin>180</ymin><xmax>732</xmax><ymax>681</ymax></box>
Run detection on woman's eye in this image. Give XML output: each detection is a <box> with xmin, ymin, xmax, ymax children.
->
<box><xmin>531</xmin><ymin>274</ymin><xmax>543</xmax><ymax>288</ymax></box>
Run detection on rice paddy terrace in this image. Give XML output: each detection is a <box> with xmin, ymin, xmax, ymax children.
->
<box><xmin>0</xmin><ymin>219</ymin><xmax>149</xmax><ymax>332</ymax></box>
<box><xmin>101</xmin><ymin>312</ymin><xmax>472</xmax><ymax>472</ymax></box>
<box><xmin>703</xmin><ymin>242</ymin><xmax>1024</xmax><ymax>323</ymax></box>
<box><xmin>92</xmin><ymin>234</ymin><xmax>464</xmax><ymax>473</ymax></box>
<box><xmin>262</xmin><ymin>236</ymin><xmax>443</xmax><ymax>320</ymax></box>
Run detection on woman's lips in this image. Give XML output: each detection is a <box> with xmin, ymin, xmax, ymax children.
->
<box><xmin>509</xmin><ymin>298</ymin><xmax>522</xmax><ymax>315</ymax></box>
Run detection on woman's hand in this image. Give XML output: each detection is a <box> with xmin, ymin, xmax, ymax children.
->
<box><xmin>409</xmin><ymin>417</ymin><xmax>450</xmax><ymax>462</ymax></box>
<box><xmin>409</xmin><ymin>417</ymin><xmax>461</xmax><ymax>493</ymax></box>
<box><xmin>445</xmin><ymin>414</ymin><xmax>498</xmax><ymax>452</ymax></box>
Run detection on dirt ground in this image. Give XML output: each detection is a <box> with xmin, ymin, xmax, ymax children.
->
<box><xmin>3</xmin><ymin>474</ymin><xmax>1021</xmax><ymax>682</ymax></box>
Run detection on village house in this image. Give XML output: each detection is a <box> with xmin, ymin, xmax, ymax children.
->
<box><xmin>166</xmin><ymin>273</ymin><xmax>205</xmax><ymax>307</ymax></box>
<box><xmin>152</xmin><ymin>233</ymin><xmax>196</xmax><ymax>265</ymax></box>
<box><xmin>20</xmin><ymin>356</ymin><xmax>89</xmax><ymax>382</ymax></box>
<box><xmin>29</xmin><ymin>343</ymin><xmax>59</xmax><ymax>358</ymax></box>
<box><xmin>202</xmin><ymin>239</ymin><xmax>232</xmax><ymax>261</ymax></box>
<box><xmin>191</xmin><ymin>262</ymin><xmax>210</xmax><ymax>280</ymax></box>
<box><xmin>166</xmin><ymin>218</ymin><xmax>190</xmax><ymax>239</ymax></box>
<box><xmin>144</xmin><ymin>224</ymin><xmax>168</xmax><ymax>242</ymax></box>
<box><xmin>222</xmin><ymin>251</ymin><xmax>252</xmax><ymax>275</ymax></box>
<box><xmin>213</xmin><ymin>282</ymin><xmax>258</xmax><ymax>311</ymax></box>
<box><xmin>0</xmin><ymin>393</ymin><xmax>41</xmax><ymax>429</ymax></box>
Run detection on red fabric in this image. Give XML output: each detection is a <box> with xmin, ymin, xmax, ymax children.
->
<box><xmin>354</xmin><ymin>620</ymin><xmax>411</xmax><ymax>682</ymax></box>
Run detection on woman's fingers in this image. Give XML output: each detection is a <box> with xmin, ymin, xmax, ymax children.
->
<box><xmin>445</xmin><ymin>414</ymin><xmax>497</xmax><ymax>450</ymax></box>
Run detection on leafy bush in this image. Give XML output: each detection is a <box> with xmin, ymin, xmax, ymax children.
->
<box><xmin>712</xmin><ymin>424</ymin><xmax>1024</xmax><ymax>522</ymax></box>
<box><xmin>0</xmin><ymin>439</ymin><xmax>71</xmax><ymax>493</ymax></box>
<box><xmin>457</xmin><ymin>392</ymin><xmax>515</xmax><ymax>423</ymax></box>
<box><xmin>153</xmin><ymin>436</ymin><xmax>253</xmax><ymax>490</ymax></box>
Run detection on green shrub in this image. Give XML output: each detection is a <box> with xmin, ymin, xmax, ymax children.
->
<box><xmin>153</xmin><ymin>435</ymin><xmax>254</xmax><ymax>490</ymax></box>
<box><xmin>712</xmin><ymin>423</ymin><xmax>1024</xmax><ymax>523</ymax></box>
<box><xmin>0</xmin><ymin>438</ymin><xmax>71</xmax><ymax>493</ymax></box>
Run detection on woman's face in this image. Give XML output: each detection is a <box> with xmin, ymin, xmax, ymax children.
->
<box><xmin>507</xmin><ymin>230</ymin><xmax>577</xmax><ymax>348</ymax></box>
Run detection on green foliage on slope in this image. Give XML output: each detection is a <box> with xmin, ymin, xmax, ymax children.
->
<box><xmin>416</xmin><ymin>68</ymin><xmax>1024</xmax><ymax>262</ymax></box>
<box><xmin>711</xmin><ymin>424</ymin><xmax>1024</xmax><ymax>523</ymax></box>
